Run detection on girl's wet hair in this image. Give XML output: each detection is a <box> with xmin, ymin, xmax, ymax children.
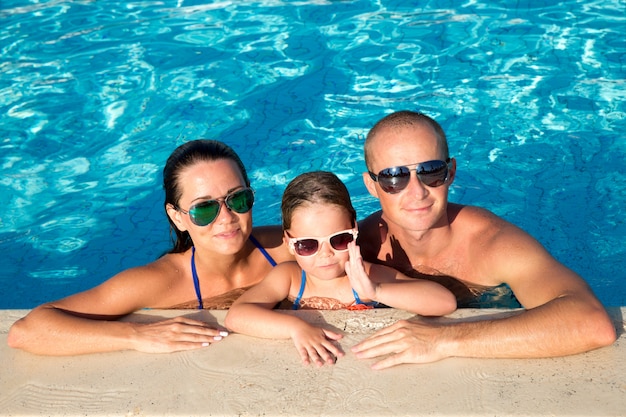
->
<box><xmin>163</xmin><ymin>139</ymin><xmax>250</xmax><ymax>253</ymax></box>
<box><xmin>281</xmin><ymin>171</ymin><xmax>356</xmax><ymax>231</ymax></box>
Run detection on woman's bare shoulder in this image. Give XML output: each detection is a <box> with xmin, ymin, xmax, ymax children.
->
<box><xmin>97</xmin><ymin>253</ymin><xmax>188</xmax><ymax>299</ymax></box>
<box><xmin>46</xmin><ymin>253</ymin><xmax>189</xmax><ymax>314</ymax></box>
<box><xmin>145</xmin><ymin>252</ymin><xmax>186</xmax><ymax>273</ymax></box>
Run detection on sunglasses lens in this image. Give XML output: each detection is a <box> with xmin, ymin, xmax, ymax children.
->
<box><xmin>185</xmin><ymin>188</ymin><xmax>254</xmax><ymax>227</ymax></box>
<box><xmin>293</xmin><ymin>232</ymin><xmax>355</xmax><ymax>256</ymax></box>
<box><xmin>417</xmin><ymin>161</ymin><xmax>448</xmax><ymax>187</ymax></box>
<box><xmin>189</xmin><ymin>201</ymin><xmax>220</xmax><ymax>226</ymax></box>
<box><xmin>226</xmin><ymin>188</ymin><xmax>255</xmax><ymax>213</ymax></box>
<box><xmin>375</xmin><ymin>160</ymin><xmax>449</xmax><ymax>193</ymax></box>
<box><xmin>329</xmin><ymin>232</ymin><xmax>355</xmax><ymax>251</ymax></box>
<box><xmin>293</xmin><ymin>239</ymin><xmax>319</xmax><ymax>256</ymax></box>
<box><xmin>377</xmin><ymin>166</ymin><xmax>411</xmax><ymax>194</ymax></box>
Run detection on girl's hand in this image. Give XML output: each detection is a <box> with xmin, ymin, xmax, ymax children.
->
<box><xmin>345</xmin><ymin>241</ymin><xmax>378</xmax><ymax>300</ymax></box>
<box><xmin>290</xmin><ymin>323</ymin><xmax>344</xmax><ymax>366</ymax></box>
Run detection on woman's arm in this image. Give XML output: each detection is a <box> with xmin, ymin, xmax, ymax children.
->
<box><xmin>7</xmin><ymin>261</ymin><xmax>225</xmax><ymax>355</ymax></box>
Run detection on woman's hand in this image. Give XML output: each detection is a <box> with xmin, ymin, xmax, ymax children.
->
<box><xmin>130</xmin><ymin>316</ymin><xmax>229</xmax><ymax>353</ymax></box>
<box><xmin>290</xmin><ymin>322</ymin><xmax>344</xmax><ymax>366</ymax></box>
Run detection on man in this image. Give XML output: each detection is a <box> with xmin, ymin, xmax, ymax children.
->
<box><xmin>353</xmin><ymin>110</ymin><xmax>616</xmax><ymax>370</ymax></box>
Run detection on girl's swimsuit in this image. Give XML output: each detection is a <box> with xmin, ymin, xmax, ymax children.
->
<box><xmin>191</xmin><ymin>235</ymin><xmax>277</xmax><ymax>309</ymax></box>
<box><xmin>291</xmin><ymin>269</ymin><xmax>379</xmax><ymax>310</ymax></box>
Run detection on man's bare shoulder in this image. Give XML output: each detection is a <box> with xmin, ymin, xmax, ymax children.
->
<box><xmin>450</xmin><ymin>203</ymin><xmax>513</xmax><ymax>235</ymax></box>
<box><xmin>357</xmin><ymin>211</ymin><xmax>383</xmax><ymax>239</ymax></box>
<box><xmin>251</xmin><ymin>225</ymin><xmax>284</xmax><ymax>243</ymax></box>
<box><xmin>358</xmin><ymin>210</ymin><xmax>383</xmax><ymax>232</ymax></box>
<box><xmin>357</xmin><ymin>211</ymin><xmax>384</xmax><ymax>260</ymax></box>
<box><xmin>451</xmin><ymin>204</ymin><xmax>547</xmax><ymax>268</ymax></box>
<box><xmin>251</xmin><ymin>225</ymin><xmax>293</xmax><ymax>263</ymax></box>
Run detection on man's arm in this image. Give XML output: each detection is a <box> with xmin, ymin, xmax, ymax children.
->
<box><xmin>352</xmin><ymin>292</ymin><xmax>614</xmax><ymax>370</ymax></box>
<box><xmin>352</xmin><ymin>220</ymin><xmax>616</xmax><ymax>369</ymax></box>
<box><xmin>469</xmin><ymin>220</ymin><xmax>616</xmax><ymax>356</ymax></box>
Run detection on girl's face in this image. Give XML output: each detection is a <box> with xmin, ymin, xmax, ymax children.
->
<box><xmin>168</xmin><ymin>158</ymin><xmax>252</xmax><ymax>255</ymax></box>
<box><xmin>285</xmin><ymin>202</ymin><xmax>354</xmax><ymax>280</ymax></box>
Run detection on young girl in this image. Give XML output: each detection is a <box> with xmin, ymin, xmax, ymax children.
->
<box><xmin>225</xmin><ymin>171</ymin><xmax>456</xmax><ymax>367</ymax></box>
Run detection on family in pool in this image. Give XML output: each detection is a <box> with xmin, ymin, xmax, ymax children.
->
<box><xmin>7</xmin><ymin>111</ymin><xmax>616</xmax><ymax>369</ymax></box>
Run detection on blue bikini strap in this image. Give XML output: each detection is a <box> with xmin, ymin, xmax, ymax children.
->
<box><xmin>292</xmin><ymin>269</ymin><xmax>306</xmax><ymax>310</ymax></box>
<box><xmin>191</xmin><ymin>236</ymin><xmax>276</xmax><ymax>310</ymax></box>
<box><xmin>291</xmin><ymin>273</ymin><xmax>377</xmax><ymax>310</ymax></box>
<box><xmin>191</xmin><ymin>246</ymin><xmax>203</xmax><ymax>310</ymax></box>
<box><xmin>352</xmin><ymin>288</ymin><xmax>380</xmax><ymax>308</ymax></box>
<box><xmin>249</xmin><ymin>234</ymin><xmax>277</xmax><ymax>266</ymax></box>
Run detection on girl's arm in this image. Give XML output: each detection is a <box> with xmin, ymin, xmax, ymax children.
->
<box><xmin>225</xmin><ymin>263</ymin><xmax>344</xmax><ymax>366</ymax></box>
<box><xmin>225</xmin><ymin>262</ymin><xmax>301</xmax><ymax>338</ymax></box>
<box><xmin>345</xmin><ymin>242</ymin><xmax>457</xmax><ymax>316</ymax></box>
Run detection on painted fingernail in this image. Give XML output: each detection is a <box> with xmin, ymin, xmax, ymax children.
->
<box><xmin>213</xmin><ymin>336</ymin><xmax>223</xmax><ymax>341</ymax></box>
<box><xmin>201</xmin><ymin>342</ymin><xmax>210</xmax><ymax>347</ymax></box>
<box><xmin>219</xmin><ymin>331</ymin><xmax>229</xmax><ymax>337</ymax></box>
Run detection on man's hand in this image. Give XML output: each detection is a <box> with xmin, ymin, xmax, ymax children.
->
<box><xmin>351</xmin><ymin>319</ymin><xmax>446</xmax><ymax>370</ymax></box>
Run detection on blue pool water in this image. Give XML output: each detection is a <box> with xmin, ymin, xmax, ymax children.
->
<box><xmin>1</xmin><ymin>0</ymin><xmax>624</xmax><ymax>308</ymax></box>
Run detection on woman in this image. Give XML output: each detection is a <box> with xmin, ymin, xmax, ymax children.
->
<box><xmin>7</xmin><ymin>140</ymin><xmax>293</xmax><ymax>355</ymax></box>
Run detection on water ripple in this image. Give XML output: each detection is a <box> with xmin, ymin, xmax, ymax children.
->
<box><xmin>0</xmin><ymin>0</ymin><xmax>624</xmax><ymax>307</ymax></box>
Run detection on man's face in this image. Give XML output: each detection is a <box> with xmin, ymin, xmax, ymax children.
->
<box><xmin>363</xmin><ymin>123</ymin><xmax>455</xmax><ymax>234</ymax></box>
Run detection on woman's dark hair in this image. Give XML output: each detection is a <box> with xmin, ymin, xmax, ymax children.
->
<box><xmin>281</xmin><ymin>171</ymin><xmax>356</xmax><ymax>231</ymax></box>
<box><xmin>163</xmin><ymin>140</ymin><xmax>250</xmax><ymax>253</ymax></box>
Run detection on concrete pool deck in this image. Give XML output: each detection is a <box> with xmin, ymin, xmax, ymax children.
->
<box><xmin>1</xmin><ymin>307</ymin><xmax>624</xmax><ymax>416</ymax></box>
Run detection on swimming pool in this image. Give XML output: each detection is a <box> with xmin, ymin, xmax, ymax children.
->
<box><xmin>1</xmin><ymin>0</ymin><xmax>624</xmax><ymax>308</ymax></box>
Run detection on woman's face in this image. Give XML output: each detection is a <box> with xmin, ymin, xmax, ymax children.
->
<box><xmin>170</xmin><ymin>158</ymin><xmax>253</xmax><ymax>255</ymax></box>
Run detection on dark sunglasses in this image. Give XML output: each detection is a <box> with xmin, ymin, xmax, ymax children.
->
<box><xmin>287</xmin><ymin>229</ymin><xmax>358</xmax><ymax>257</ymax></box>
<box><xmin>368</xmin><ymin>158</ymin><xmax>451</xmax><ymax>194</ymax></box>
<box><xmin>177</xmin><ymin>187</ymin><xmax>255</xmax><ymax>226</ymax></box>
